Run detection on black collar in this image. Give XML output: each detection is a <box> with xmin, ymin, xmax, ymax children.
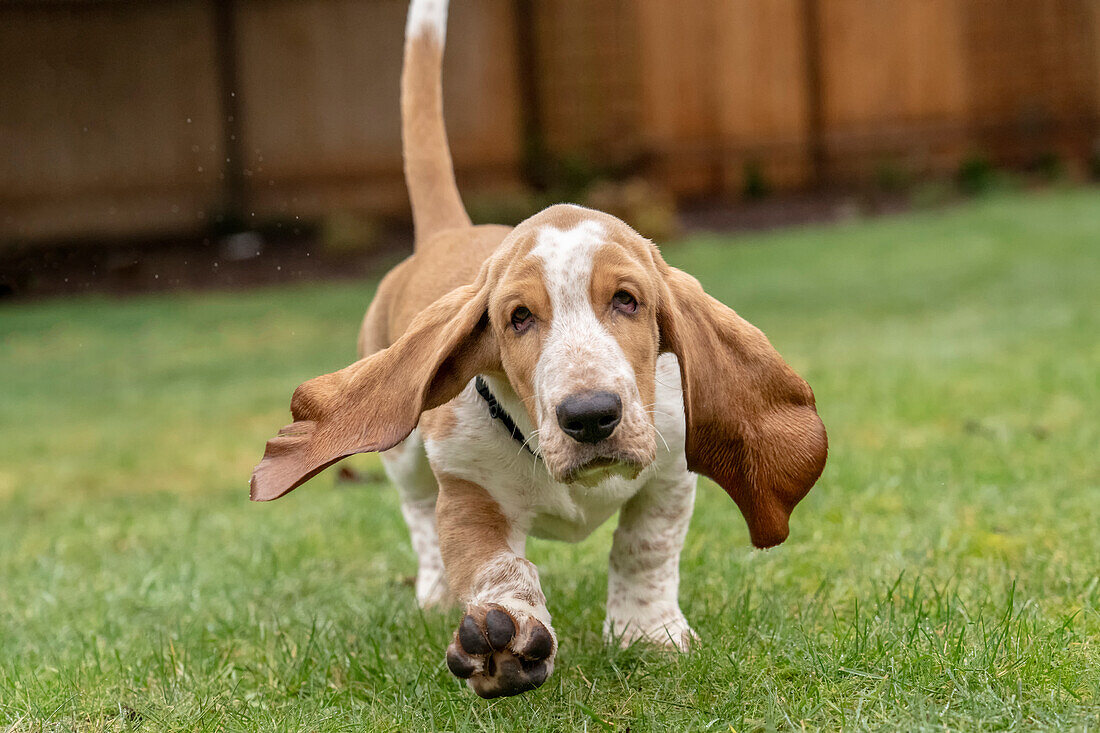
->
<box><xmin>474</xmin><ymin>376</ymin><xmax>537</xmax><ymax>456</ymax></box>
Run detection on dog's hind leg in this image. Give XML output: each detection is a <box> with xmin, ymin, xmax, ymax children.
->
<box><xmin>381</xmin><ymin>428</ymin><xmax>450</xmax><ymax>608</ymax></box>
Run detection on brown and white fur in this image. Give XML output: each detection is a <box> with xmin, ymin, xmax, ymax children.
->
<box><xmin>250</xmin><ymin>0</ymin><xmax>827</xmax><ymax>699</ymax></box>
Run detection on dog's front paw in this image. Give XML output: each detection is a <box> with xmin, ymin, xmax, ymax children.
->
<box><xmin>605</xmin><ymin>608</ymin><xmax>697</xmax><ymax>652</ymax></box>
<box><xmin>445</xmin><ymin>604</ymin><xmax>556</xmax><ymax>698</ymax></box>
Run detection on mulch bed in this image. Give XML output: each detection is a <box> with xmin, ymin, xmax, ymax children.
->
<box><xmin>0</xmin><ymin>191</ymin><xmax>911</xmax><ymax>302</ymax></box>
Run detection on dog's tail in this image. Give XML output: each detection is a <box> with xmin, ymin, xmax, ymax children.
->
<box><xmin>402</xmin><ymin>0</ymin><xmax>470</xmax><ymax>241</ymax></box>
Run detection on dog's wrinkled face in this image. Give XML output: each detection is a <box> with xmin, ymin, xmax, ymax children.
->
<box><xmin>487</xmin><ymin>206</ymin><xmax>661</xmax><ymax>484</ymax></box>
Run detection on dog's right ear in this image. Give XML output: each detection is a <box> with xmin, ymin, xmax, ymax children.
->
<box><xmin>250</xmin><ymin>271</ymin><xmax>497</xmax><ymax>501</ymax></box>
<box><xmin>655</xmin><ymin>261</ymin><xmax>827</xmax><ymax>549</ymax></box>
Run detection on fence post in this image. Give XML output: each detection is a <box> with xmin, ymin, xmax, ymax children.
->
<box><xmin>212</xmin><ymin>0</ymin><xmax>246</xmax><ymax>231</ymax></box>
<box><xmin>802</xmin><ymin>0</ymin><xmax>826</xmax><ymax>187</ymax></box>
<box><xmin>513</xmin><ymin>0</ymin><xmax>549</xmax><ymax>190</ymax></box>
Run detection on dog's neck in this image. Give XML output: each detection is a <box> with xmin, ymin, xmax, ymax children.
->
<box><xmin>478</xmin><ymin>373</ymin><xmax>539</xmax><ymax>454</ymax></box>
<box><xmin>474</xmin><ymin>376</ymin><xmax>537</xmax><ymax>456</ymax></box>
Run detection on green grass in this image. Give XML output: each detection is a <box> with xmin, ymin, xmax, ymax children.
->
<box><xmin>1</xmin><ymin>189</ymin><xmax>1098</xmax><ymax>731</ymax></box>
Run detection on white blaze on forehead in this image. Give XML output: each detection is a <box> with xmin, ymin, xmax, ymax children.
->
<box><xmin>530</xmin><ymin>220</ymin><xmax>607</xmax><ymax>304</ymax></box>
<box><xmin>405</xmin><ymin>0</ymin><xmax>449</xmax><ymax>43</ymax></box>
<box><xmin>530</xmin><ymin>219</ymin><xmax>638</xmax><ymax>421</ymax></box>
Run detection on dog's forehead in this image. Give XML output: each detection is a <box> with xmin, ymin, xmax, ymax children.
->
<box><xmin>533</xmin><ymin>219</ymin><xmax>606</xmax><ymax>254</ymax></box>
<box><xmin>529</xmin><ymin>220</ymin><xmax>607</xmax><ymax>293</ymax></box>
<box><xmin>515</xmin><ymin>204</ymin><xmax>639</xmax><ymax>251</ymax></box>
<box><xmin>493</xmin><ymin>204</ymin><xmax>655</xmax><ymax>302</ymax></box>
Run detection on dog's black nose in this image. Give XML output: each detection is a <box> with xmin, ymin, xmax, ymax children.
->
<box><xmin>556</xmin><ymin>391</ymin><xmax>622</xmax><ymax>444</ymax></box>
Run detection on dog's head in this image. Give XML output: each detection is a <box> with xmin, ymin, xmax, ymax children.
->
<box><xmin>250</xmin><ymin>205</ymin><xmax>826</xmax><ymax>547</ymax></box>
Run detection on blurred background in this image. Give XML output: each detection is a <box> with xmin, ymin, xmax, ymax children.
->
<box><xmin>2</xmin><ymin>0</ymin><xmax>1099</xmax><ymax>299</ymax></box>
<box><xmin>2</xmin><ymin>3</ymin><xmax>1099</xmax><ymax>726</ymax></box>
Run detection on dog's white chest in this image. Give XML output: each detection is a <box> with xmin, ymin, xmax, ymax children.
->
<box><xmin>526</xmin><ymin>472</ymin><xmax>644</xmax><ymax>542</ymax></box>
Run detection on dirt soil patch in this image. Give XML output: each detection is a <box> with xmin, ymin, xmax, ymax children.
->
<box><xmin>1</xmin><ymin>191</ymin><xmax>910</xmax><ymax>302</ymax></box>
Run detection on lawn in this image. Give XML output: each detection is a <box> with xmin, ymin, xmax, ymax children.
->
<box><xmin>1</xmin><ymin>189</ymin><xmax>1098</xmax><ymax>731</ymax></box>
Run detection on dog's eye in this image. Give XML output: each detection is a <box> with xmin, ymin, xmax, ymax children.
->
<box><xmin>510</xmin><ymin>306</ymin><xmax>534</xmax><ymax>332</ymax></box>
<box><xmin>612</xmin><ymin>290</ymin><xmax>637</xmax><ymax>314</ymax></box>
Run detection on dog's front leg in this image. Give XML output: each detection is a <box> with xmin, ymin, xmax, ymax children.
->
<box><xmin>605</xmin><ymin>471</ymin><xmax>698</xmax><ymax>650</ymax></box>
<box><xmin>435</xmin><ymin>474</ymin><xmax>555</xmax><ymax>698</ymax></box>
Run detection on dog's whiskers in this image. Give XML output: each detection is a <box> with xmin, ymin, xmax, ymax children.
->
<box><xmin>652</xmin><ymin>424</ymin><xmax>670</xmax><ymax>453</ymax></box>
<box><xmin>518</xmin><ymin>428</ymin><xmax>541</xmax><ymax>457</ymax></box>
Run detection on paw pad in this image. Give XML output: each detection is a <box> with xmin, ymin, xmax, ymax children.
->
<box><xmin>445</xmin><ymin>604</ymin><xmax>555</xmax><ymax>698</ymax></box>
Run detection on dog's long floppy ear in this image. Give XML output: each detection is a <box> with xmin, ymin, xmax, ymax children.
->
<box><xmin>250</xmin><ymin>273</ymin><xmax>498</xmax><ymax>501</ymax></box>
<box><xmin>656</xmin><ymin>262</ymin><xmax>827</xmax><ymax>548</ymax></box>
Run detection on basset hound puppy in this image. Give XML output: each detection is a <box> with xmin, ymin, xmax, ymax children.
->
<box><xmin>251</xmin><ymin>0</ymin><xmax>827</xmax><ymax>698</ymax></box>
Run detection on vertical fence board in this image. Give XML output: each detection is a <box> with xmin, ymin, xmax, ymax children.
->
<box><xmin>635</xmin><ymin>0</ymin><xmax>722</xmax><ymax>194</ymax></box>
<box><xmin>533</xmin><ymin>0</ymin><xmax>640</xmax><ymax>160</ymax></box>
<box><xmin>636</xmin><ymin>0</ymin><xmax>811</xmax><ymax>195</ymax></box>
<box><xmin>712</xmin><ymin>0</ymin><xmax>811</xmax><ymax>190</ymax></box>
<box><xmin>236</xmin><ymin>0</ymin><xmax>520</xmax><ymax>221</ymax></box>
<box><xmin>964</xmin><ymin>0</ymin><xmax>1100</xmax><ymax>165</ymax></box>
<box><xmin>0</xmin><ymin>2</ymin><xmax>223</xmax><ymax>242</ymax></box>
<box><xmin>817</xmin><ymin>0</ymin><xmax>970</xmax><ymax>179</ymax></box>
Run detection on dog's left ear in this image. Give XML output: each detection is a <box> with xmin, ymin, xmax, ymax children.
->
<box><xmin>249</xmin><ymin>270</ymin><xmax>498</xmax><ymax>502</ymax></box>
<box><xmin>656</xmin><ymin>261</ymin><xmax>827</xmax><ymax>548</ymax></box>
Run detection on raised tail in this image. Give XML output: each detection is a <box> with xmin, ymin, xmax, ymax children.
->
<box><xmin>402</xmin><ymin>0</ymin><xmax>470</xmax><ymax>241</ymax></box>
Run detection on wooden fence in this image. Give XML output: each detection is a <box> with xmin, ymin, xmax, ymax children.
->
<box><xmin>2</xmin><ymin>0</ymin><xmax>1098</xmax><ymax>245</ymax></box>
<box><xmin>543</xmin><ymin>0</ymin><xmax>1100</xmax><ymax>193</ymax></box>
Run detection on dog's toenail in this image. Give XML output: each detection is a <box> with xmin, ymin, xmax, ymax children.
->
<box><xmin>485</xmin><ymin>608</ymin><xmax>515</xmax><ymax>650</ymax></box>
<box><xmin>459</xmin><ymin>614</ymin><xmax>492</xmax><ymax>655</ymax></box>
